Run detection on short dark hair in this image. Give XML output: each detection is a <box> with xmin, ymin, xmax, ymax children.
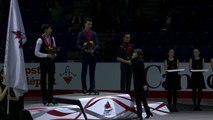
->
<box><xmin>123</xmin><ymin>32</ymin><xmax>130</xmax><ymax>37</ymax></box>
<box><xmin>41</xmin><ymin>24</ymin><xmax>51</xmax><ymax>32</ymax></box>
<box><xmin>168</xmin><ymin>48</ymin><xmax>174</xmax><ymax>52</ymax></box>
<box><xmin>84</xmin><ymin>17</ymin><xmax>92</xmax><ymax>23</ymax></box>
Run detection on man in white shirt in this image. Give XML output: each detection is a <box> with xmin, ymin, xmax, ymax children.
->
<box><xmin>34</xmin><ymin>24</ymin><xmax>57</xmax><ymax>105</ymax></box>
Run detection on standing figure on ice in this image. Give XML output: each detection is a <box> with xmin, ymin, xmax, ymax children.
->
<box><xmin>77</xmin><ymin>17</ymin><xmax>99</xmax><ymax>95</ymax></box>
<box><xmin>117</xmin><ymin>32</ymin><xmax>133</xmax><ymax>93</ymax></box>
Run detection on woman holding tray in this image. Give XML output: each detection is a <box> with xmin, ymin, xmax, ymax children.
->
<box><xmin>189</xmin><ymin>48</ymin><xmax>205</xmax><ymax>111</ymax></box>
<box><xmin>164</xmin><ymin>49</ymin><xmax>181</xmax><ymax>112</ymax></box>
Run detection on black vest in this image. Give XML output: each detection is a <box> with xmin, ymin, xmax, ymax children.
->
<box><xmin>40</xmin><ymin>35</ymin><xmax>54</xmax><ymax>54</ymax></box>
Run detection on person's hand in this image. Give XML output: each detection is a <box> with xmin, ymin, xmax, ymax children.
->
<box><xmin>47</xmin><ymin>54</ymin><xmax>55</xmax><ymax>59</ymax></box>
<box><xmin>143</xmin><ymin>85</ymin><xmax>148</xmax><ymax>91</ymax></box>
<box><xmin>85</xmin><ymin>49</ymin><xmax>93</xmax><ymax>54</ymax></box>
<box><xmin>126</xmin><ymin>60</ymin><xmax>131</xmax><ymax>65</ymax></box>
<box><xmin>7</xmin><ymin>95</ymin><xmax>12</xmax><ymax>100</ymax></box>
<box><xmin>5</xmin><ymin>86</ymin><xmax>9</xmax><ymax>90</ymax></box>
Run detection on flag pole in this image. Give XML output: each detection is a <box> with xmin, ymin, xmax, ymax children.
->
<box><xmin>5</xmin><ymin>0</ymin><xmax>12</xmax><ymax>115</ymax></box>
<box><xmin>6</xmin><ymin>88</ymin><xmax>10</xmax><ymax>115</ymax></box>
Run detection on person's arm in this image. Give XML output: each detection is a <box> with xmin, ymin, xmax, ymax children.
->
<box><xmin>177</xmin><ymin>59</ymin><xmax>180</xmax><ymax>69</ymax></box>
<box><xmin>52</xmin><ymin>37</ymin><xmax>57</xmax><ymax>57</ymax></box>
<box><xmin>164</xmin><ymin>60</ymin><xmax>168</xmax><ymax>71</ymax></box>
<box><xmin>34</xmin><ymin>38</ymin><xmax>54</xmax><ymax>59</ymax></box>
<box><xmin>202</xmin><ymin>58</ymin><xmax>205</xmax><ymax>69</ymax></box>
<box><xmin>189</xmin><ymin>58</ymin><xmax>192</xmax><ymax>71</ymax></box>
<box><xmin>34</xmin><ymin>38</ymin><xmax>48</xmax><ymax>58</ymax></box>
<box><xmin>211</xmin><ymin>58</ymin><xmax>213</xmax><ymax>70</ymax></box>
<box><xmin>0</xmin><ymin>86</ymin><xmax>9</xmax><ymax>101</ymax></box>
<box><xmin>76</xmin><ymin>32</ymin><xmax>84</xmax><ymax>51</ymax></box>
<box><xmin>117</xmin><ymin>57</ymin><xmax>131</xmax><ymax>65</ymax></box>
<box><xmin>72</xmin><ymin>16</ymin><xmax>76</xmax><ymax>24</ymax></box>
<box><xmin>93</xmin><ymin>32</ymin><xmax>99</xmax><ymax>52</ymax></box>
<box><xmin>117</xmin><ymin>46</ymin><xmax>131</xmax><ymax>65</ymax></box>
<box><xmin>52</xmin><ymin>37</ymin><xmax>56</xmax><ymax>47</ymax></box>
<box><xmin>8</xmin><ymin>96</ymin><xmax>20</xmax><ymax>101</ymax></box>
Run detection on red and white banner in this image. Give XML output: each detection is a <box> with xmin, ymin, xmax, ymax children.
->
<box><xmin>1</xmin><ymin>62</ymin><xmax>213</xmax><ymax>91</ymax></box>
<box><xmin>27</xmin><ymin>92</ymin><xmax>137</xmax><ymax>119</ymax></box>
<box><xmin>3</xmin><ymin>0</ymin><xmax>28</xmax><ymax>97</ymax></box>
<box><xmin>1</xmin><ymin>62</ymin><xmax>213</xmax><ymax>98</ymax></box>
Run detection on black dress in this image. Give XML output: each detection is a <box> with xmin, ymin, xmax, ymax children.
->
<box><xmin>190</xmin><ymin>58</ymin><xmax>206</xmax><ymax>89</ymax></box>
<box><xmin>165</xmin><ymin>58</ymin><xmax>181</xmax><ymax>90</ymax></box>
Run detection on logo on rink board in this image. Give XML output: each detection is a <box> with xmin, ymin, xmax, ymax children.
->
<box><xmin>104</xmin><ymin>101</ymin><xmax>113</xmax><ymax>116</ymax></box>
<box><xmin>59</xmin><ymin>65</ymin><xmax>77</xmax><ymax>84</ymax></box>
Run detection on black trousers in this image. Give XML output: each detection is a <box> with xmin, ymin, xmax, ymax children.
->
<box><xmin>40</xmin><ymin>58</ymin><xmax>55</xmax><ymax>101</ymax></box>
<box><xmin>135</xmin><ymin>90</ymin><xmax>151</xmax><ymax>118</ymax></box>
<box><xmin>81</xmin><ymin>53</ymin><xmax>96</xmax><ymax>90</ymax></box>
<box><xmin>120</xmin><ymin>64</ymin><xmax>132</xmax><ymax>93</ymax></box>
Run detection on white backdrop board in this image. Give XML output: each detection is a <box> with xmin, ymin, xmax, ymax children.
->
<box><xmin>1</xmin><ymin>62</ymin><xmax>213</xmax><ymax>91</ymax></box>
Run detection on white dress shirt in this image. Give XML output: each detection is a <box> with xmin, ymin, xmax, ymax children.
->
<box><xmin>34</xmin><ymin>37</ymin><xmax>56</xmax><ymax>58</ymax></box>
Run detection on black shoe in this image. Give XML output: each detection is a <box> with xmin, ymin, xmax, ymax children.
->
<box><xmin>42</xmin><ymin>99</ymin><xmax>48</xmax><ymax>105</ymax></box>
<box><xmin>168</xmin><ymin>106</ymin><xmax>173</xmax><ymax>112</ymax></box>
<box><xmin>88</xmin><ymin>89</ymin><xmax>99</xmax><ymax>95</ymax></box>
<box><xmin>193</xmin><ymin>107</ymin><xmax>197</xmax><ymax>111</ymax></box>
<box><xmin>137</xmin><ymin>116</ymin><xmax>143</xmax><ymax>120</ymax></box>
<box><xmin>48</xmin><ymin>98</ymin><xmax>58</xmax><ymax>105</ymax></box>
<box><xmin>145</xmin><ymin>113</ymin><xmax>153</xmax><ymax>119</ymax></box>
<box><xmin>51</xmin><ymin>99</ymin><xmax>58</xmax><ymax>104</ymax></box>
<box><xmin>193</xmin><ymin>106</ymin><xmax>202</xmax><ymax>111</ymax></box>
<box><xmin>196</xmin><ymin>107</ymin><xmax>202</xmax><ymax>111</ymax></box>
<box><xmin>173</xmin><ymin>107</ymin><xmax>179</xmax><ymax>112</ymax></box>
<box><xmin>82</xmin><ymin>89</ymin><xmax>87</xmax><ymax>94</ymax></box>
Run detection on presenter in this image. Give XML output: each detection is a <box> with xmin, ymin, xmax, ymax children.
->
<box><xmin>189</xmin><ymin>48</ymin><xmax>205</xmax><ymax>111</ymax></box>
<box><xmin>164</xmin><ymin>49</ymin><xmax>181</xmax><ymax>112</ymax></box>
<box><xmin>130</xmin><ymin>49</ymin><xmax>153</xmax><ymax>119</ymax></box>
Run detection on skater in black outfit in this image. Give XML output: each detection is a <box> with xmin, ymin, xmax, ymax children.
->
<box><xmin>77</xmin><ymin>17</ymin><xmax>99</xmax><ymax>95</ymax></box>
<box><xmin>164</xmin><ymin>49</ymin><xmax>181</xmax><ymax>112</ymax></box>
<box><xmin>129</xmin><ymin>49</ymin><xmax>153</xmax><ymax>120</ymax></box>
<box><xmin>35</xmin><ymin>24</ymin><xmax>58</xmax><ymax>105</ymax></box>
<box><xmin>189</xmin><ymin>48</ymin><xmax>205</xmax><ymax>111</ymax></box>
<box><xmin>117</xmin><ymin>32</ymin><xmax>133</xmax><ymax>93</ymax></box>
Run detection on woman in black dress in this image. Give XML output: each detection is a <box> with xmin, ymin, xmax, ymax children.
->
<box><xmin>189</xmin><ymin>48</ymin><xmax>205</xmax><ymax>111</ymax></box>
<box><xmin>164</xmin><ymin>49</ymin><xmax>180</xmax><ymax>112</ymax></box>
<box><xmin>130</xmin><ymin>49</ymin><xmax>153</xmax><ymax>120</ymax></box>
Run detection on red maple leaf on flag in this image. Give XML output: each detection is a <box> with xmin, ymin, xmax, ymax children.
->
<box><xmin>12</xmin><ymin>30</ymin><xmax>23</xmax><ymax>48</ymax></box>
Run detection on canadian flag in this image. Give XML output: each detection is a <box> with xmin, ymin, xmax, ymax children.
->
<box><xmin>3</xmin><ymin>0</ymin><xmax>28</xmax><ymax>97</ymax></box>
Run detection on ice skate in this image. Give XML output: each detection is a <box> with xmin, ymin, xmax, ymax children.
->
<box><xmin>88</xmin><ymin>89</ymin><xmax>99</xmax><ymax>95</ymax></box>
